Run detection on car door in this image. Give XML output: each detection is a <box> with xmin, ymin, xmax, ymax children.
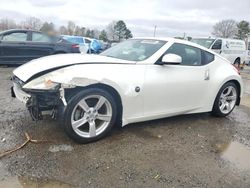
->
<box><xmin>211</xmin><ymin>39</ymin><xmax>222</xmax><ymax>54</ymax></box>
<box><xmin>143</xmin><ymin>43</ymin><xmax>211</xmax><ymax>118</ymax></box>
<box><xmin>24</xmin><ymin>31</ymin><xmax>55</xmax><ymax>60</ymax></box>
<box><xmin>0</xmin><ymin>31</ymin><xmax>29</xmax><ymax>65</ymax></box>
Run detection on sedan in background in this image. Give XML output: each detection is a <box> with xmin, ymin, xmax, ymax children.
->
<box><xmin>62</xmin><ymin>35</ymin><xmax>103</xmax><ymax>54</ymax></box>
<box><xmin>11</xmin><ymin>38</ymin><xmax>243</xmax><ymax>143</ymax></box>
<box><xmin>0</xmin><ymin>29</ymin><xmax>80</xmax><ymax>65</ymax></box>
<box><xmin>62</xmin><ymin>35</ymin><xmax>91</xmax><ymax>54</ymax></box>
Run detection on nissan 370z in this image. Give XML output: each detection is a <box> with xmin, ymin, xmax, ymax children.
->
<box><xmin>11</xmin><ymin>38</ymin><xmax>243</xmax><ymax>143</ymax></box>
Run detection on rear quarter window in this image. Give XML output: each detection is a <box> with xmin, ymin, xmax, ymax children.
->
<box><xmin>202</xmin><ymin>50</ymin><xmax>215</xmax><ymax>65</ymax></box>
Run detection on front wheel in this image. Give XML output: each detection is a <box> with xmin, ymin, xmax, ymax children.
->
<box><xmin>212</xmin><ymin>82</ymin><xmax>238</xmax><ymax>117</ymax></box>
<box><xmin>62</xmin><ymin>88</ymin><xmax>117</xmax><ymax>143</ymax></box>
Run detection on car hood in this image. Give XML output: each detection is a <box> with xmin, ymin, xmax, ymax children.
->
<box><xmin>13</xmin><ymin>53</ymin><xmax>135</xmax><ymax>82</ymax></box>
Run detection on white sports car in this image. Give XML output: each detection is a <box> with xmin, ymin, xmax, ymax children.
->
<box><xmin>11</xmin><ymin>38</ymin><xmax>243</xmax><ymax>143</ymax></box>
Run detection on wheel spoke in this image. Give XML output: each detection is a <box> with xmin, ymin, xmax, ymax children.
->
<box><xmin>224</xmin><ymin>86</ymin><xmax>233</xmax><ymax>96</ymax></box>
<box><xmin>78</xmin><ymin>99</ymin><xmax>90</xmax><ymax>112</ymax></box>
<box><xmin>220</xmin><ymin>102</ymin><xmax>226</xmax><ymax>111</ymax></box>
<box><xmin>89</xmin><ymin>121</ymin><xmax>96</xmax><ymax>137</ymax></box>
<box><xmin>226</xmin><ymin>96</ymin><xmax>236</xmax><ymax>101</ymax></box>
<box><xmin>225</xmin><ymin>102</ymin><xmax>230</xmax><ymax>111</ymax></box>
<box><xmin>95</xmin><ymin>96</ymin><xmax>106</xmax><ymax>110</ymax></box>
<box><xmin>72</xmin><ymin>117</ymin><xmax>88</xmax><ymax>130</ymax></box>
<box><xmin>97</xmin><ymin>114</ymin><xmax>111</xmax><ymax>122</ymax></box>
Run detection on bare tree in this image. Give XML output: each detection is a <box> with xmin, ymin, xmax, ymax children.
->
<box><xmin>24</xmin><ymin>17</ymin><xmax>42</xmax><ymax>30</ymax></box>
<box><xmin>0</xmin><ymin>18</ymin><xmax>17</xmax><ymax>31</ymax></box>
<box><xmin>74</xmin><ymin>26</ymin><xmax>86</xmax><ymax>36</ymax></box>
<box><xmin>212</xmin><ymin>19</ymin><xmax>237</xmax><ymax>38</ymax></box>
<box><xmin>107</xmin><ymin>21</ymin><xmax>117</xmax><ymax>41</ymax></box>
<box><xmin>59</xmin><ymin>25</ymin><xmax>68</xmax><ymax>35</ymax></box>
<box><xmin>67</xmin><ymin>21</ymin><xmax>76</xmax><ymax>35</ymax></box>
<box><xmin>40</xmin><ymin>22</ymin><xmax>55</xmax><ymax>34</ymax></box>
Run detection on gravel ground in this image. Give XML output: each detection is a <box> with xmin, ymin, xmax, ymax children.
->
<box><xmin>0</xmin><ymin>66</ymin><xmax>250</xmax><ymax>188</ymax></box>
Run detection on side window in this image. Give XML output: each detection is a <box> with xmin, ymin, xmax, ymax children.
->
<box><xmin>85</xmin><ymin>38</ymin><xmax>91</xmax><ymax>44</ymax></box>
<box><xmin>32</xmin><ymin>32</ymin><xmax>51</xmax><ymax>42</ymax></box>
<box><xmin>165</xmin><ymin>43</ymin><xmax>202</xmax><ymax>66</ymax></box>
<box><xmin>211</xmin><ymin>39</ymin><xmax>222</xmax><ymax>50</ymax></box>
<box><xmin>202</xmin><ymin>50</ymin><xmax>215</xmax><ymax>65</ymax></box>
<box><xmin>2</xmin><ymin>32</ymin><xmax>28</xmax><ymax>42</ymax></box>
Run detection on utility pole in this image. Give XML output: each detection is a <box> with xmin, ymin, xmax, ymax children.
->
<box><xmin>153</xmin><ymin>25</ymin><xmax>157</xmax><ymax>37</ymax></box>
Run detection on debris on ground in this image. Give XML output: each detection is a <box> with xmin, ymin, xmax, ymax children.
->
<box><xmin>48</xmin><ymin>145</ymin><xmax>74</xmax><ymax>153</ymax></box>
<box><xmin>0</xmin><ymin>132</ymin><xmax>49</xmax><ymax>159</ymax></box>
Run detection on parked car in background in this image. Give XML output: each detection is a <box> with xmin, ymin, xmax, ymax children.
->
<box><xmin>99</xmin><ymin>40</ymin><xmax>110</xmax><ymax>51</ymax></box>
<box><xmin>62</xmin><ymin>35</ymin><xmax>91</xmax><ymax>53</ymax></box>
<box><xmin>87</xmin><ymin>38</ymin><xmax>102</xmax><ymax>54</ymax></box>
<box><xmin>191</xmin><ymin>38</ymin><xmax>246</xmax><ymax>69</ymax></box>
<box><xmin>62</xmin><ymin>35</ymin><xmax>103</xmax><ymax>54</ymax></box>
<box><xmin>0</xmin><ymin>29</ymin><xmax>80</xmax><ymax>65</ymax></box>
<box><xmin>11</xmin><ymin>37</ymin><xmax>242</xmax><ymax>143</ymax></box>
<box><xmin>246</xmin><ymin>40</ymin><xmax>250</xmax><ymax>66</ymax></box>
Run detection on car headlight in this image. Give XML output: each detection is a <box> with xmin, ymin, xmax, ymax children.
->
<box><xmin>23</xmin><ymin>73</ymin><xmax>60</xmax><ymax>90</ymax></box>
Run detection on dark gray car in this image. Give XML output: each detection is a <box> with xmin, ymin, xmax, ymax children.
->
<box><xmin>0</xmin><ymin>29</ymin><xmax>80</xmax><ymax>65</ymax></box>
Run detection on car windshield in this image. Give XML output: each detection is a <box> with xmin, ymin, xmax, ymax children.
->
<box><xmin>191</xmin><ymin>38</ymin><xmax>215</xmax><ymax>48</ymax></box>
<box><xmin>101</xmin><ymin>39</ymin><xmax>166</xmax><ymax>61</ymax></box>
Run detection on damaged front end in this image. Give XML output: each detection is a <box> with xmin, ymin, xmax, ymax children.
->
<box><xmin>26</xmin><ymin>90</ymin><xmax>60</xmax><ymax>121</ymax></box>
<box><xmin>11</xmin><ymin>75</ymin><xmax>69</xmax><ymax>121</ymax></box>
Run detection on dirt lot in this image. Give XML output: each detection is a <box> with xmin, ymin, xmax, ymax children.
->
<box><xmin>0</xmin><ymin>66</ymin><xmax>250</xmax><ymax>188</ymax></box>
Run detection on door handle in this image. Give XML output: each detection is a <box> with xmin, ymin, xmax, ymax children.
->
<box><xmin>204</xmin><ymin>69</ymin><xmax>210</xmax><ymax>80</ymax></box>
<box><xmin>18</xmin><ymin>42</ymin><xmax>25</xmax><ymax>45</ymax></box>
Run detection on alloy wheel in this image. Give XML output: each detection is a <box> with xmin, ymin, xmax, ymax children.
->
<box><xmin>71</xmin><ymin>95</ymin><xmax>112</xmax><ymax>138</ymax></box>
<box><xmin>219</xmin><ymin>86</ymin><xmax>237</xmax><ymax>114</ymax></box>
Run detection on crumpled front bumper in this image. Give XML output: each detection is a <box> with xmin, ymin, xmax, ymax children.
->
<box><xmin>11</xmin><ymin>83</ymin><xmax>31</xmax><ymax>104</ymax></box>
<box><xmin>11</xmin><ymin>77</ymin><xmax>61</xmax><ymax>121</ymax></box>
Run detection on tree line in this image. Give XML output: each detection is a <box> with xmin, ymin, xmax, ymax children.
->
<box><xmin>0</xmin><ymin>17</ymin><xmax>133</xmax><ymax>42</ymax></box>
<box><xmin>212</xmin><ymin>19</ymin><xmax>250</xmax><ymax>39</ymax></box>
<box><xmin>1</xmin><ymin>16</ymin><xmax>249</xmax><ymax>41</ymax></box>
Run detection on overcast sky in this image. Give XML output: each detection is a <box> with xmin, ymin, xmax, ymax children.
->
<box><xmin>0</xmin><ymin>0</ymin><xmax>250</xmax><ymax>37</ymax></box>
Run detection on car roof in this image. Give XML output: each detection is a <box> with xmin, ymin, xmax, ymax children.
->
<box><xmin>62</xmin><ymin>35</ymin><xmax>82</xmax><ymax>38</ymax></box>
<box><xmin>0</xmin><ymin>29</ymin><xmax>42</xmax><ymax>34</ymax></box>
<box><xmin>133</xmin><ymin>37</ymin><xmax>215</xmax><ymax>53</ymax></box>
<box><xmin>192</xmin><ymin>37</ymin><xmax>245</xmax><ymax>43</ymax></box>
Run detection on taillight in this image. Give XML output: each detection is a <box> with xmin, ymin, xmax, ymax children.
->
<box><xmin>231</xmin><ymin>64</ymin><xmax>240</xmax><ymax>75</ymax></box>
<box><xmin>71</xmin><ymin>44</ymin><xmax>79</xmax><ymax>49</ymax></box>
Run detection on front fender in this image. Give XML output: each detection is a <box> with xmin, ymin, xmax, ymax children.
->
<box><xmin>50</xmin><ymin>64</ymin><xmax>146</xmax><ymax>126</ymax></box>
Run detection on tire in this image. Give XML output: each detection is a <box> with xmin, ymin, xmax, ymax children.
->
<box><xmin>62</xmin><ymin>88</ymin><xmax>117</xmax><ymax>143</ymax></box>
<box><xmin>211</xmin><ymin>82</ymin><xmax>238</xmax><ymax>117</ymax></box>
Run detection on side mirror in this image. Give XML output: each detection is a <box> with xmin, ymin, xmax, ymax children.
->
<box><xmin>161</xmin><ymin>54</ymin><xmax>182</xmax><ymax>65</ymax></box>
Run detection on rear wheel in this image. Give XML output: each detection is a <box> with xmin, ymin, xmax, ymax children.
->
<box><xmin>62</xmin><ymin>88</ymin><xmax>117</xmax><ymax>143</ymax></box>
<box><xmin>212</xmin><ymin>82</ymin><xmax>238</xmax><ymax>117</ymax></box>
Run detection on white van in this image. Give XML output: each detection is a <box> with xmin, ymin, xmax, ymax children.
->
<box><xmin>191</xmin><ymin>38</ymin><xmax>246</xmax><ymax>68</ymax></box>
<box><xmin>246</xmin><ymin>40</ymin><xmax>250</xmax><ymax>66</ymax></box>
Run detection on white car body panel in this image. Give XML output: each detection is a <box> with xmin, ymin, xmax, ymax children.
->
<box><xmin>12</xmin><ymin>37</ymin><xmax>243</xmax><ymax>126</ymax></box>
<box><xmin>13</xmin><ymin>54</ymin><xmax>135</xmax><ymax>82</ymax></box>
